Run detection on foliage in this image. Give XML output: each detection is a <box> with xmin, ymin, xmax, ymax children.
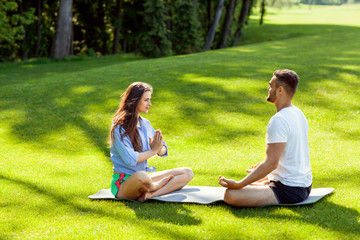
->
<box><xmin>1</xmin><ymin>0</ymin><xmax>358</xmax><ymax>61</ymax></box>
<box><xmin>0</xmin><ymin>0</ymin><xmax>36</xmax><ymax>61</ymax></box>
<box><xmin>172</xmin><ymin>0</ymin><xmax>202</xmax><ymax>55</ymax></box>
<box><xmin>137</xmin><ymin>0</ymin><xmax>172</xmax><ymax>58</ymax></box>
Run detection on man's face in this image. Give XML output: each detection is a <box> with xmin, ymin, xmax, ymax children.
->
<box><xmin>267</xmin><ymin>76</ymin><xmax>278</xmax><ymax>103</ymax></box>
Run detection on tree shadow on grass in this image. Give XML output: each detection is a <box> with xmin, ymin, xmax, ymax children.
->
<box><xmin>154</xmin><ymin>27</ymin><xmax>360</xmax><ymax>142</ymax></box>
<box><xmin>227</xmin><ymin>198</ymin><xmax>360</xmax><ymax>237</ymax></box>
<box><xmin>0</xmin><ymin>173</ymin><xmax>201</xmax><ymax>239</ymax></box>
<box><xmin>239</xmin><ymin>23</ymin><xmax>360</xmax><ymax>47</ymax></box>
<box><xmin>0</xmin><ymin>55</ymin><xmax>143</xmax><ymax>87</ymax></box>
<box><xmin>123</xmin><ymin>201</ymin><xmax>202</xmax><ymax>226</ymax></box>
<box><xmin>0</xmin><ymin>24</ymin><xmax>359</xmax><ymax>165</ymax></box>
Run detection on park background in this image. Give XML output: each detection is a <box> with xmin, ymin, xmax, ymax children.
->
<box><xmin>1</xmin><ymin>0</ymin><xmax>360</xmax><ymax>239</ymax></box>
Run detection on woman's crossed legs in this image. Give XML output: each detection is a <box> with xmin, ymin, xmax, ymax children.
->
<box><xmin>116</xmin><ymin>167</ymin><xmax>193</xmax><ymax>201</ymax></box>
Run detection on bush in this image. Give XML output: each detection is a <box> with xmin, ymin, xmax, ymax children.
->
<box><xmin>172</xmin><ymin>0</ymin><xmax>202</xmax><ymax>55</ymax></box>
<box><xmin>137</xmin><ymin>0</ymin><xmax>171</xmax><ymax>58</ymax></box>
<box><xmin>0</xmin><ymin>0</ymin><xmax>36</xmax><ymax>61</ymax></box>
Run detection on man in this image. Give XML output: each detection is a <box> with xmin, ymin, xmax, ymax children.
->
<box><xmin>219</xmin><ymin>69</ymin><xmax>312</xmax><ymax>207</ymax></box>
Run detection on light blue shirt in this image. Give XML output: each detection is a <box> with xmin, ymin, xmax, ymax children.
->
<box><xmin>110</xmin><ymin>117</ymin><xmax>168</xmax><ymax>175</ymax></box>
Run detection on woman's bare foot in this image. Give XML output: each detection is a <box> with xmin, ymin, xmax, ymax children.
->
<box><xmin>137</xmin><ymin>175</ymin><xmax>174</xmax><ymax>202</ymax></box>
<box><xmin>152</xmin><ymin>175</ymin><xmax>174</xmax><ymax>191</ymax></box>
<box><xmin>138</xmin><ymin>192</ymin><xmax>151</xmax><ymax>202</ymax></box>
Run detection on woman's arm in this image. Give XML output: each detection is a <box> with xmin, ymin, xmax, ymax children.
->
<box><xmin>157</xmin><ymin>145</ymin><xmax>167</xmax><ymax>156</ymax></box>
<box><xmin>149</xmin><ymin>129</ymin><xmax>167</xmax><ymax>156</ymax></box>
<box><xmin>137</xmin><ymin>131</ymin><xmax>164</xmax><ymax>163</ymax></box>
<box><xmin>137</xmin><ymin>149</ymin><xmax>159</xmax><ymax>163</ymax></box>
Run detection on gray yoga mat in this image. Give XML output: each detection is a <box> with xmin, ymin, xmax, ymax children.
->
<box><xmin>89</xmin><ymin>186</ymin><xmax>334</xmax><ymax>206</ymax></box>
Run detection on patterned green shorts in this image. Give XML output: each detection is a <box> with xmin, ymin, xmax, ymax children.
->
<box><xmin>111</xmin><ymin>173</ymin><xmax>131</xmax><ymax>197</ymax></box>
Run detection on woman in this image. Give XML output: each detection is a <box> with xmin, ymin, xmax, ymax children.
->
<box><xmin>109</xmin><ymin>82</ymin><xmax>193</xmax><ymax>201</ymax></box>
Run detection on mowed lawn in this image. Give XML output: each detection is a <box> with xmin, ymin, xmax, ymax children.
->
<box><xmin>1</xmin><ymin>4</ymin><xmax>359</xmax><ymax>240</ymax></box>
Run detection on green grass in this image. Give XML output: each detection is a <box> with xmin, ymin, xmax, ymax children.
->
<box><xmin>1</xmin><ymin>4</ymin><xmax>360</xmax><ymax>240</ymax></box>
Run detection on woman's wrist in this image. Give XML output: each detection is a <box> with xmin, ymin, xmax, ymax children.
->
<box><xmin>158</xmin><ymin>146</ymin><xmax>166</xmax><ymax>156</ymax></box>
<box><xmin>150</xmin><ymin>148</ymin><xmax>158</xmax><ymax>156</ymax></box>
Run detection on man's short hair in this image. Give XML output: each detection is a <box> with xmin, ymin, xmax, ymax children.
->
<box><xmin>273</xmin><ymin>69</ymin><xmax>299</xmax><ymax>97</ymax></box>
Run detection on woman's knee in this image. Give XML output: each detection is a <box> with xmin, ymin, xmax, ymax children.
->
<box><xmin>132</xmin><ymin>171</ymin><xmax>152</xmax><ymax>185</ymax></box>
<box><xmin>181</xmin><ymin>167</ymin><xmax>194</xmax><ymax>182</ymax></box>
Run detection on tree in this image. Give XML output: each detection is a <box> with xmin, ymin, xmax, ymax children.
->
<box><xmin>137</xmin><ymin>0</ymin><xmax>171</xmax><ymax>58</ymax></box>
<box><xmin>218</xmin><ymin>0</ymin><xmax>237</xmax><ymax>48</ymax></box>
<box><xmin>172</xmin><ymin>0</ymin><xmax>202</xmax><ymax>55</ymax></box>
<box><xmin>0</xmin><ymin>0</ymin><xmax>36</xmax><ymax>61</ymax></box>
<box><xmin>112</xmin><ymin>0</ymin><xmax>123</xmax><ymax>54</ymax></box>
<box><xmin>232</xmin><ymin>0</ymin><xmax>251</xmax><ymax>46</ymax></box>
<box><xmin>34</xmin><ymin>0</ymin><xmax>42</xmax><ymax>57</ymax></box>
<box><xmin>204</xmin><ymin>0</ymin><xmax>225</xmax><ymax>50</ymax></box>
<box><xmin>51</xmin><ymin>0</ymin><xmax>73</xmax><ymax>59</ymax></box>
<box><xmin>259</xmin><ymin>0</ymin><xmax>266</xmax><ymax>25</ymax></box>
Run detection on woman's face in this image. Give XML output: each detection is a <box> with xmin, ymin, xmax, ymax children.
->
<box><xmin>136</xmin><ymin>91</ymin><xmax>152</xmax><ymax>114</ymax></box>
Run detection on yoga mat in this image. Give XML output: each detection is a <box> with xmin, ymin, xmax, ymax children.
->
<box><xmin>89</xmin><ymin>186</ymin><xmax>334</xmax><ymax>206</ymax></box>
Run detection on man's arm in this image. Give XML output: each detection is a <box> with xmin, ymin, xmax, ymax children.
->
<box><xmin>219</xmin><ymin>142</ymin><xmax>286</xmax><ymax>189</ymax></box>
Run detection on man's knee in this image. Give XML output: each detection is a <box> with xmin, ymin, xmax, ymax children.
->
<box><xmin>224</xmin><ymin>189</ymin><xmax>243</xmax><ymax>206</ymax></box>
<box><xmin>224</xmin><ymin>187</ymin><xmax>278</xmax><ymax>207</ymax></box>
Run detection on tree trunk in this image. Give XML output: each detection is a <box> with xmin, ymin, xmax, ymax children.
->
<box><xmin>207</xmin><ymin>0</ymin><xmax>212</xmax><ymax>30</ymax></box>
<box><xmin>99</xmin><ymin>0</ymin><xmax>107</xmax><ymax>55</ymax></box>
<box><xmin>232</xmin><ymin>0</ymin><xmax>251</xmax><ymax>46</ymax></box>
<box><xmin>218</xmin><ymin>0</ymin><xmax>237</xmax><ymax>49</ymax></box>
<box><xmin>52</xmin><ymin>0</ymin><xmax>73</xmax><ymax>59</ymax></box>
<box><xmin>164</xmin><ymin>0</ymin><xmax>172</xmax><ymax>40</ymax></box>
<box><xmin>17</xmin><ymin>1</ymin><xmax>28</xmax><ymax>60</ymax></box>
<box><xmin>34</xmin><ymin>0</ymin><xmax>42</xmax><ymax>57</ymax></box>
<box><xmin>259</xmin><ymin>0</ymin><xmax>266</xmax><ymax>25</ymax></box>
<box><xmin>245</xmin><ymin>0</ymin><xmax>253</xmax><ymax>25</ymax></box>
<box><xmin>204</xmin><ymin>0</ymin><xmax>225</xmax><ymax>50</ymax></box>
<box><xmin>112</xmin><ymin>0</ymin><xmax>123</xmax><ymax>54</ymax></box>
<box><xmin>122</xmin><ymin>40</ymin><xmax>127</xmax><ymax>53</ymax></box>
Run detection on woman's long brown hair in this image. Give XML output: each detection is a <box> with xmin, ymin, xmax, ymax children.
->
<box><xmin>109</xmin><ymin>82</ymin><xmax>153</xmax><ymax>151</ymax></box>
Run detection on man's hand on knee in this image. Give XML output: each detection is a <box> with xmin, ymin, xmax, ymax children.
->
<box><xmin>218</xmin><ymin>176</ymin><xmax>240</xmax><ymax>189</ymax></box>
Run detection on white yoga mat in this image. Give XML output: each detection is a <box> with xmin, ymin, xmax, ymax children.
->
<box><xmin>89</xmin><ymin>186</ymin><xmax>334</xmax><ymax>206</ymax></box>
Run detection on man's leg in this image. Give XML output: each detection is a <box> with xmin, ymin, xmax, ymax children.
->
<box><xmin>224</xmin><ymin>185</ymin><xmax>279</xmax><ymax>207</ymax></box>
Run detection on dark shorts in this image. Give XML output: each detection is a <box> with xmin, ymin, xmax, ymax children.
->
<box><xmin>269</xmin><ymin>181</ymin><xmax>312</xmax><ymax>204</ymax></box>
<box><xmin>111</xmin><ymin>173</ymin><xmax>131</xmax><ymax>197</ymax></box>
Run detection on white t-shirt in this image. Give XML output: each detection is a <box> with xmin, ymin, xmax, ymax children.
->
<box><xmin>266</xmin><ymin>105</ymin><xmax>312</xmax><ymax>187</ymax></box>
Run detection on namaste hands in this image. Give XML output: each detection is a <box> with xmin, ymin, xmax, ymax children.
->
<box><xmin>149</xmin><ymin>129</ymin><xmax>164</xmax><ymax>154</ymax></box>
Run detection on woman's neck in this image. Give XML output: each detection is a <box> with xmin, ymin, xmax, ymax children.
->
<box><xmin>136</xmin><ymin>113</ymin><xmax>141</xmax><ymax>127</ymax></box>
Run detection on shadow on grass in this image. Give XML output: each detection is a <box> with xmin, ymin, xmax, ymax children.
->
<box><xmin>0</xmin><ymin>173</ymin><xmax>201</xmax><ymax>239</ymax></box>
<box><xmin>0</xmin><ymin>54</ymin><xmax>143</xmax><ymax>87</ymax></box>
<box><xmin>239</xmin><ymin>22</ymin><xmax>360</xmax><ymax>47</ymax></box>
<box><xmin>123</xmin><ymin>201</ymin><xmax>202</xmax><ymax>226</ymax></box>
<box><xmin>227</xmin><ymin>198</ymin><xmax>360</xmax><ymax>237</ymax></box>
<box><xmin>0</xmin><ymin>25</ymin><xmax>359</xmax><ymax>160</ymax></box>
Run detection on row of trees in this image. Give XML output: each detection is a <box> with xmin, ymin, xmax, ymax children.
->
<box><xmin>1</xmin><ymin>0</ymin><xmax>268</xmax><ymax>61</ymax></box>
